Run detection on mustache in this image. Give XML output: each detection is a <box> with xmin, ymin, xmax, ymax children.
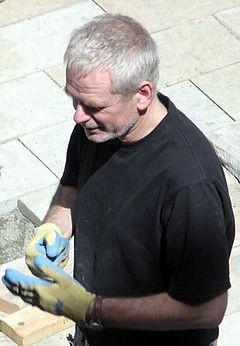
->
<box><xmin>82</xmin><ymin>121</ymin><xmax>99</xmax><ymax>130</ymax></box>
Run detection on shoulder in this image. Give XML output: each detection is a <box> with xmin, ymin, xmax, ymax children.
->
<box><xmin>162</xmin><ymin>180</ymin><xmax>234</xmax><ymax>235</ymax></box>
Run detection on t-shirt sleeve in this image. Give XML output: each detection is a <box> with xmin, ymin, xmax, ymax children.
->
<box><xmin>164</xmin><ymin>182</ymin><xmax>233</xmax><ymax>304</ymax></box>
<box><xmin>60</xmin><ymin>124</ymin><xmax>82</xmax><ymax>187</ymax></box>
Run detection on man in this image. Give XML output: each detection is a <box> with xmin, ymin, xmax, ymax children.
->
<box><xmin>3</xmin><ymin>13</ymin><xmax>235</xmax><ymax>346</ymax></box>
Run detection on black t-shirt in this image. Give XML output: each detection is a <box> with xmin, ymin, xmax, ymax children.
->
<box><xmin>61</xmin><ymin>93</ymin><xmax>235</xmax><ymax>346</ymax></box>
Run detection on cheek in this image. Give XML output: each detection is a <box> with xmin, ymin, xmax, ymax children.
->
<box><xmin>95</xmin><ymin>111</ymin><xmax>117</xmax><ymax>127</ymax></box>
<box><xmin>96</xmin><ymin>104</ymin><xmax>134</xmax><ymax>129</ymax></box>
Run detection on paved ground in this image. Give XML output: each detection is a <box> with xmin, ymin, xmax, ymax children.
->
<box><xmin>0</xmin><ymin>209</ymin><xmax>34</xmax><ymax>264</ymax></box>
<box><xmin>0</xmin><ymin>0</ymin><xmax>240</xmax><ymax>344</ymax></box>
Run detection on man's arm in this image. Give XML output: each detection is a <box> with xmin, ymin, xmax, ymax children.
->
<box><xmin>42</xmin><ymin>183</ymin><xmax>77</xmax><ymax>239</ymax></box>
<box><xmin>91</xmin><ymin>291</ymin><xmax>227</xmax><ymax>331</ymax></box>
<box><xmin>3</xmin><ymin>258</ymin><xmax>228</xmax><ymax>330</ymax></box>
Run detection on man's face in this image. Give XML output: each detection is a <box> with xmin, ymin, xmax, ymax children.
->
<box><xmin>65</xmin><ymin>69</ymin><xmax>140</xmax><ymax>143</ymax></box>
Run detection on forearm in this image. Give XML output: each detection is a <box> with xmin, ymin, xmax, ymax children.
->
<box><xmin>43</xmin><ymin>183</ymin><xmax>77</xmax><ymax>239</ymax></box>
<box><xmin>95</xmin><ymin>291</ymin><xmax>227</xmax><ymax>331</ymax></box>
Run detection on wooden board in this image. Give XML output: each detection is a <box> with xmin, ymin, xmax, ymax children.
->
<box><xmin>0</xmin><ymin>240</ymin><xmax>74</xmax><ymax>345</ymax></box>
<box><xmin>0</xmin><ymin>297</ymin><xmax>20</xmax><ymax>314</ymax></box>
<box><xmin>0</xmin><ymin>306</ymin><xmax>74</xmax><ymax>346</ymax></box>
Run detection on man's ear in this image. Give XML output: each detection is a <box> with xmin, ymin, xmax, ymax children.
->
<box><xmin>136</xmin><ymin>82</ymin><xmax>154</xmax><ymax>112</ymax></box>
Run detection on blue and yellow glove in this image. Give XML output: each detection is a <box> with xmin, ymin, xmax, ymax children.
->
<box><xmin>25</xmin><ymin>223</ymin><xmax>69</xmax><ymax>277</ymax></box>
<box><xmin>2</xmin><ymin>256</ymin><xmax>94</xmax><ymax>326</ymax></box>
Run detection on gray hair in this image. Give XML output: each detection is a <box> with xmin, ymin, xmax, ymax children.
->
<box><xmin>64</xmin><ymin>13</ymin><xmax>159</xmax><ymax>97</ymax></box>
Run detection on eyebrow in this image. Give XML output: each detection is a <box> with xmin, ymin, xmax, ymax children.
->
<box><xmin>64</xmin><ymin>87</ymin><xmax>104</xmax><ymax>109</ymax></box>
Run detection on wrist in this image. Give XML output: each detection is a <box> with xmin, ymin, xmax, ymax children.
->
<box><xmin>85</xmin><ymin>295</ymin><xmax>104</xmax><ymax>331</ymax></box>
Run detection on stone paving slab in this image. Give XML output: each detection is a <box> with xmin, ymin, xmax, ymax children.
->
<box><xmin>0</xmin><ymin>1</ymin><xmax>104</xmax><ymax>83</ymax></box>
<box><xmin>208</xmin><ymin>122</ymin><xmax>240</xmax><ymax>181</ymax></box>
<box><xmin>224</xmin><ymin>169</ymin><xmax>240</xmax><ymax>247</ymax></box>
<box><xmin>44</xmin><ymin>65</ymin><xmax>65</xmax><ymax>88</ymax></box>
<box><xmin>219</xmin><ymin>311</ymin><xmax>240</xmax><ymax>345</ymax></box>
<box><xmin>225</xmin><ymin>245</ymin><xmax>240</xmax><ymax>316</ymax></box>
<box><xmin>19</xmin><ymin>120</ymin><xmax>74</xmax><ymax>178</ymax></box>
<box><xmin>95</xmin><ymin>0</ymin><xmax>240</xmax><ymax>33</ymax></box>
<box><xmin>33</xmin><ymin>326</ymin><xmax>75</xmax><ymax>346</ymax></box>
<box><xmin>216</xmin><ymin>5</ymin><xmax>240</xmax><ymax>38</ymax></box>
<box><xmin>161</xmin><ymin>81</ymin><xmax>233</xmax><ymax>134</ymax></box>
<box><xmin>18</xmin><ymin>184</ymin><xmax>58</xmax><ymax>226</ymax></box>
<box><xmin>192</xmin><ymin>63</ymin><xmax>240</xmax><ymax>121</ymax></box>
<box><xmin>223</xmin><ymin>171</ymin><xmax>240</xmax><ymax>317</ymax></box>
<box><xmin>0</xmin><ymin>72</ymin><xmax>72</xmax><ymax>143</ymax></box>
<box><xmin>0</xmin><ymin>0</ymin><xmax>82</xmax><ymax>28</ymax></box>
<box><xmin>154</xmin><ymin>16</ymin><xmax>240</xmax><ymax>88</ymax></box>
<box><xmin>0</xmin><ymin>325</ymin><xmax>75</xmax><ymax>346</ymax></box>
<box><xmin>0</xmin><ymin>140</ymin><xmax>58</xmax><ymax>213</ymax></box>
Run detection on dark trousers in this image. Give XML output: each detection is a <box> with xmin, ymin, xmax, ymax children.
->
<box><xmin>67</xmin><ymin>326</ymin><xmax>218</xmax><ymax>346</ymax></box>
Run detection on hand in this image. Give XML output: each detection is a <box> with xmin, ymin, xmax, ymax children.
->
<box><xmin>25</xmin><ymin>223</ymin><xmax>70</xmax><ymax>277</ymax></box>
<box><xmin>2</xmin><ymin>256</ymin><xmax>94</xmax><ymax>325</ymax></box>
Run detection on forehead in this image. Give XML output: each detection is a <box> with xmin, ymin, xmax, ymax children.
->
<box><xmin>65</xmin><ymin>69</ymin><xmax>114</xmax><ymax>102</ymax></box>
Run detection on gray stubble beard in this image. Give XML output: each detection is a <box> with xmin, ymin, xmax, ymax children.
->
<box><xmin>84</xmin><ymin>114</ymin><xmax>140</xmax><ymax>143</ymax></box>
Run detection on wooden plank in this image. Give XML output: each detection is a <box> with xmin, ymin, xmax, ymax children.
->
<box><xmin>0</xmin><ymin>306</ymin><xmax>74</xmax><ymax>346</ymax></box>
<box><xmin>0</xmin><ymin>297</ymin><xmax>20</xmax><ymax>314</ymax></box>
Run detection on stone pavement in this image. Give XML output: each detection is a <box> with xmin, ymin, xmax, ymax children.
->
<box><xmin>0</xmin><ymin>0</ymin><xmax>240</xmax><ymax>344</ymax></box>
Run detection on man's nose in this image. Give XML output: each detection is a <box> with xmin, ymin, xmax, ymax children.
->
<box><xmin>73</xmin><ymin>104</ymin><xmax>91</xmax><ymax>124</ymax></box>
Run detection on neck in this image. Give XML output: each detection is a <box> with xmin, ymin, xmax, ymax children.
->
<box><xmin>120</xmin><ymin>95</ymin><xmax>167</xmax><ymax>143</ymax></box>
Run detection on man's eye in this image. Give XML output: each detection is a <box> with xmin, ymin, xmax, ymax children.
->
<box><xmin>84</xmin><ymin>105</ymin><xmax>102</xmax><ymax>113</ymax></box>
<box><xmin>73</xmin><ymin>99</ymin><xmax>103</xmax><ymax>113</ymax></box>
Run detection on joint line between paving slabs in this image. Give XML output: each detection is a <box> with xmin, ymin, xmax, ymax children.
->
<box><xmin>150</xmin><ymin>15</ymin><xmax>217</xmax><ymax>36</ymax></box>
<box><xmin>91</xmin><ymin>0</ymin><xmax>107</xmax><ymax>13</ymax></box>
<box><xmin>158</xmin><ymin>59</ymin><xmax>240</xmax><ymax>91</ymax></box>
<box><xmin>189</xmin><ymin>80</ymin><xmax>236</xmax><ymax>122</ymax></box>
<box><xmin>0</xmin><ymin>70</ymin><xmax>46</xmax><ymax>86</ymax></box>
<box><xmin>17</xmin><ymin>138</ymin><xmax>59</xmax><ymax>179</ymax></box>
<box><xmin>213</xmin><ymin>14</ymin><xmax>240</xmax><ymax>41</ymax></box>
<box><xmin>150</xmin><ymin>14</ymin><xmax>226</xmax><ymax>36</ymax></box>
<box><xmin>0</xmin><ymin>119</ymin><xmax>72</xmax><ymax>146</ymax></box>
<box><xmin>0</xmin><ymin>1</ymin><xmax>91</xmax><ymax>29</ymax></box>
<box><xmin>213</xmin><ymin>2</ymin><xmax>240</xmax><ymax>17</ymax></box>
<box><xmin>43</xmin><ymin>70</ymin><xmax>64</xmax><ymax>89</ymax></box>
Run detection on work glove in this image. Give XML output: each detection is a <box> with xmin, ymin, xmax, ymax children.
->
<box><xmin>2</xmin><ymin>256</ymin><xmax>94</xmax><ymax>326</ymax></box>
<box><xmin>25</xmin><ymin>223</ymin><xmax>69</xmax><ymax>277</ymax></box>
